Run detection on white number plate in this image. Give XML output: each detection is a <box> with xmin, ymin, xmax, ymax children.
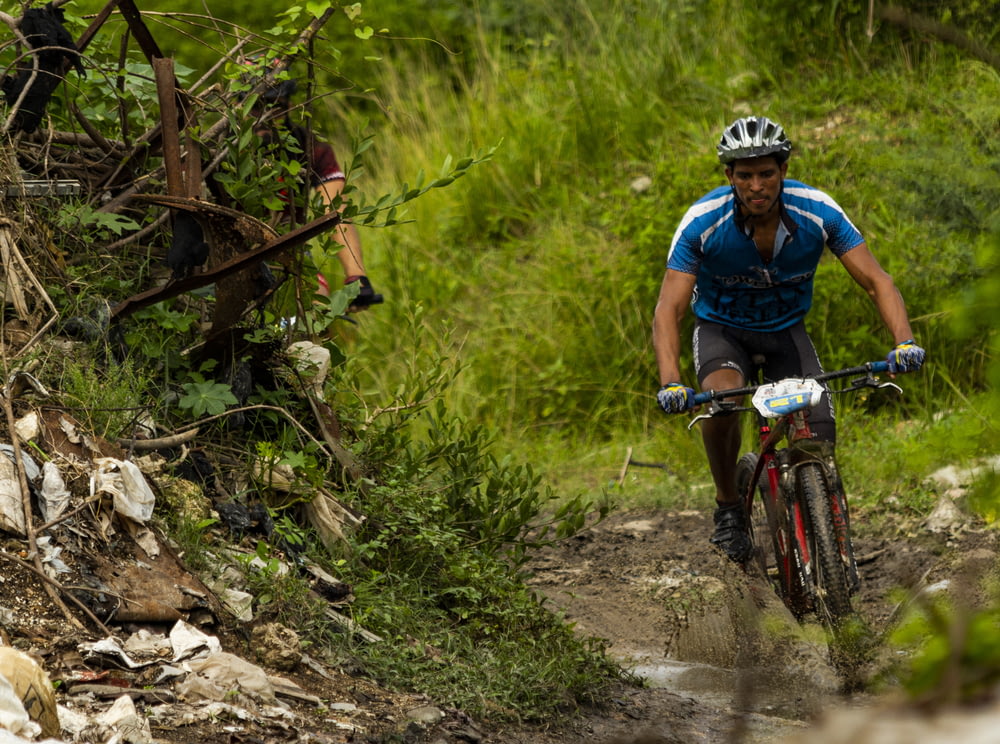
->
<box><xmin>751</xmin><ymin>378</ymin><xmax>825</xmax><ymax>418</ymax></box>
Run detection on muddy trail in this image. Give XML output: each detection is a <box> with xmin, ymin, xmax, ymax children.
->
<box><xmin>0</xmin><ymin>432</ymin><xmax>993</xmax><ymax>744</ymax></box>
<box><xmin>492</xmin><ymin>503</ymin><xmax>998</xmax><ymax>744</ymax></box>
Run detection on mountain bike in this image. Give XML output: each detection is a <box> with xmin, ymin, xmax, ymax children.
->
<box><xmin>688</xmin><ymin>361</ymin><xmax>902</xmax><ymax>626</ymax></box>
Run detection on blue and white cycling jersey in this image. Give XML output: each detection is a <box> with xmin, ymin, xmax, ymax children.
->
<box><xmin>667</xmin><ymin>179</ymin><xmax>864</xmax><ymax>331</ymax></box>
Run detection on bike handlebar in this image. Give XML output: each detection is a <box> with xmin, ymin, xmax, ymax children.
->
<box><xmin>691</xmin><ymin>360</ymin><xmax>891</xmax><ymax>406</ymax></box>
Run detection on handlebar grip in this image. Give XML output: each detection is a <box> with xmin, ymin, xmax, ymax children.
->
<box><xmin>869</xmin><ymin>360</ymin><xmax>889</xmax><ymax>373</ymax></box>
<box><xmin>692</xmin><ymin>391</ymin><xmax>713</xmax><ymax>405</ymax></box>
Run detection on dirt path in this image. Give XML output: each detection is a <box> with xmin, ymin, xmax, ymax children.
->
<box><xmin>3</xmin><ymin>462</ymin><xmax>993</xmax><ymax>744</ymax></box>
<box><xmin>488</xmin><ymin>504</ymin><xmax>998</xmax><ymax>744</ymax></box>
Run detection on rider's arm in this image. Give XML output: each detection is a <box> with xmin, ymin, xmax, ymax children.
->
<box><xmin>652</xmin><ymin>269</ymin><xmax>697</xmax><ymax>385</ymax></box>
<box><xmin>838</xmin><ymin>242</ymin><xmax>915</xmax><ymax>345</ymax></box>
<box><xmin>315</xmin><ymin>178</ymin><xmax>366</xmax><ymax>280</ymax></box>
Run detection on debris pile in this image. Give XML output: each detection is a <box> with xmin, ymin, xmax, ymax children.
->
<box><xmin>0</xmin><ymin>4</ymin><xmax>488</xmax><ymax>742</ymax></box>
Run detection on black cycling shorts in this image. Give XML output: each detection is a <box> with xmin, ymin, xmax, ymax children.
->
<box><xmin>692</xmin><ymin>319</ymin><xmax>836</xmax><ymax>442</ymax></box>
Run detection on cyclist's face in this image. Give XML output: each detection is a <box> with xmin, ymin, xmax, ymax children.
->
<box><xmin>726</xmin><ymin>157</ymin><xmax>787</xmax><ymax>216</ymax></box>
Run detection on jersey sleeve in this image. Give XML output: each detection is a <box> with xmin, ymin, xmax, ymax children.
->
<box><xmin>784</xmin><ymin>182</ymin><xmax>864</xmax><ymax>258</ymax></box>
<box><xmin>666</xmin><ymin>214</ymin><xmax>704</xmax><ymax>275</ymax></box>
<box><xmin>824</xmin><ymin>211</ymin><xmax>864</xmax><ymax>257</ymax></box>
<box><xmin>310</xmin><ymin>141</ymin><xmax>345</xmax><ymax>186</ymax></box>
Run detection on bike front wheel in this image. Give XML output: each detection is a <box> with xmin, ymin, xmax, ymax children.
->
<box><xmin>797</xmin><ymin>462</ymin><xmax>853</xmax><ymax>624</ymax></box>
<box><xmin>739</xmin><ymin>453</ymin><xmax>811</xmax><ymax>616</ymax></box>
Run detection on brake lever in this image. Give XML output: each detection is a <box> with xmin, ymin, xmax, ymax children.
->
<box><xmin>877</xmin><ymin>380</ymin><xmax>903</xmax><ymax>394</ymax></box>
<box><xmin>687</xmin><ymin>412</ymin><xmax>711</xmax><ymax>430</ymax></box>
<box><xmin>840</xmin><ymin>374</ymin><xmax>902</xmax><ymax>396</ymax></box>
<box><xmin>685</xmin><ymin>400</ymin><xmax>742</xmax><ymax>430</ymax></box>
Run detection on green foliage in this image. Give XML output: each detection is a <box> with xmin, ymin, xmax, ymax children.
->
<box><xmin>213</xmin><ymin>97</ymin><xmax>302</xmax><ymax>216</ymax></box>
<box><xmin>161</xmin><ymin>515</ymin><xmax>218</xmax><ymax>574</ymax></box>
<box><xmin>53</xmin><ymin>203</ymin><xmax>141</xmax><ymax>239</ymax></box>
<box><xmin>239</xmin><ymin>541</ymin><xmax>331</xmax><ymax>632</ymax></box>
<box><xmin>349</xmin><ymin>0</ymin><xmax>997</xmax><ymax>462</ymax></box>
<box><xmin>889</xmin><ymin>591</ymin><xmax>1000</xmax><ymax>705</ymax></box>
<box><xmin>178</xmin><ymin>380</ymin><xmax>239</xmax><ymax>417</ymax></box>
<box><xmin>55</xmin><ymin>360</ymin><xmax>152</xmax><ymax>443</ymax></box>
<box><xmin>125</xmin><ymin>304</ymin><xmax>201</xmax><ymax>379</ymax></box>
<box><xmin>322</xmin><ymin>313</ymin><xmax>617</xmax><ymax>718</ymax></box>
<box><xmin>954</xmin><ymin>229</ymin><xmax>1000</xmax><ymax>521</ymax></box>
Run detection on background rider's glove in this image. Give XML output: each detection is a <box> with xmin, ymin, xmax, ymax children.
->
<box><xmin>886</xmin><ymin>339</ymin><xmax>926</xmax><ymax>374</ymax></box>
<box><xmin>657</xmin><ymin>383</ymin><xmax>696</xmax><ymax>414</ymax></box>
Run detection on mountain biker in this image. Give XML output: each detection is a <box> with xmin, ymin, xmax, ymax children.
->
<box><xmin>652</xmin><ymin>115</ymin><xmax>925</xmax><ymax>562</ymax></box>
<box><xmin>246</xmin><ymin>56</ymin><xmax>383</xmax><ymax>311</ymax></box>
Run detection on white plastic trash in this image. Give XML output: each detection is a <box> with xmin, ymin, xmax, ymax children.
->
<box><xmin>92</xmin><ymin>458</ymin><xmax>156</xmax><ymax>523</ymax></box>
<box><xmin>39</xmin><ymin>462</ymin><xmax>71</xmax><ymax>523</ymax></box>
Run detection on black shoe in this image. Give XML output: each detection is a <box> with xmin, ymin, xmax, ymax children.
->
<box><xmin>710</xmin><ymin>503</ymin><xmax>751</xmax><ymax>563</ymax></box>
<box><xmin>348</xmin><ymin>275</ymin><xmax>384</xmax><ymax>310</ymax></box>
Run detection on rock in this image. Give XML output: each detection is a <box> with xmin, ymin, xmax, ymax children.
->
<box><xmin>629</xmin><ymin>176</ymin><xmax>652</xmax><ymax>194</ymax></box>
<box><xmin>252</xmin><ymin>622</ymin><xmax>302</xmax><ymax>671</ymax></box>
<box><xmin>923</xmin><ymin>488</ymin><xmax>969</xmax><ymax>534</ymax></box>
<box><xmin>407</xmin><ymin>704</ymin><xmax>445</xmax><ymax>724</ymax></box>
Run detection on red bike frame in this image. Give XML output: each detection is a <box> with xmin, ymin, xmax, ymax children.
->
<box><xmin>691</xmin><ymin>361</ymin><xmax>897</xmax><ymax>621</ymax></box>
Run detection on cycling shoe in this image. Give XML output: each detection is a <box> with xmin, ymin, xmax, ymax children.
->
<box><xmin>710</xmin><ymin>502</ymin><xmax>751</xmax><ymax>563</ymax></box>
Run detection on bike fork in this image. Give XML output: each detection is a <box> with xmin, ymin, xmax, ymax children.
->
<box><xmin>788</xmin><ymin>428</ymin><xmax>861</xmax><ymax>596</ymax></box>
<box><xmin>826</xmin><ymin>466</ymin><xmax>860</xmax><ymax>594</ymax></box>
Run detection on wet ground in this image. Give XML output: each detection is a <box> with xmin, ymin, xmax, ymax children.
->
<box><xmin>501</xmin><ymin>503</ymin><xmax>999</xmax><ymax>744</ymax></box>
<box><xmin>3</xmin><ymin>445</ymin><xmax>995</xmax><ymax>744</ymax></box>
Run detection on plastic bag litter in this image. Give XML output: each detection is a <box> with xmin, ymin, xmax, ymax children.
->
<box><xmin>0</xmin><ymin>445</ymin><xmax>40</xmax><ymax>482</ymax></box>
<box><xmin>169</xmin><ymin>620</ymin><xmax>222</xmax><ymax>662</ymax></box>
<box><xmin>0</xmin><ymin>457</ymin><xmax>24</xmax><ymax>536</ymax></box>
<box><xmin>286</xmin><ymin>340</ymin><xmax>330</xmax><ymax>395</ymax></box>
<box><xmin>36</xmin><ymin>536</ymin><xmax>70</xmax><ymax>578</ymax></box>
<box><xmin>12</xmin><ymin>412</ymin><xmax>38</xmax><ymax>443</ymax></box>
<box><xmin>0</xmin><ymin>646</ymin><xmax>59</xmax><ymax>738</ymax></box>
<box><xmin>177</xmin><ymin>651</ymin><xmax>277</xmax><ymax>706</ymax></box>
<box><xmin>0</xmin><ymin>446</ymin><xmax>40</xmax><ymax>537</ymax></box>
<box><xmin>79</xmin><ymin>637</ymin><xmax>154</xmax><ymax>671</ymax></box>
<box><xmin>39</xmin><ymin>462</ymin><xmax>71</xmax><ymax>523</ymax></box>
<box><xmin>81</xmin><ymin>621</ymin><xmax>222</xmax><ymax>671</ymax></box>
<box><xmin>91</xmin><ymin>458</ymin><xmax>155</xmax><ymax>523</ymax></box>
<box><xmin>0</xmin><ymin>673</ymin><xmax>35</xmax><ymax>740</ymax></box>
<box><xmin>93</xmin><ymin>694</ymin><xmax>152</xmax><ymax>744</ymax></box>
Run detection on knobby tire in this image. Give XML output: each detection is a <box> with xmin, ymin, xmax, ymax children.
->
<box><xmin>797</xmin><ymin>462</ymin><xmax>853</xmax><ymax>624</ymax></box>
<box><xmin>738</xmin><ymin>453</ymin><xmax>777</xmax><ymax>577</ymax></box>
<box><xmin>738</xmin><ymin>453</ymin><xmax>809</xmax><ymax>615</ymax></box>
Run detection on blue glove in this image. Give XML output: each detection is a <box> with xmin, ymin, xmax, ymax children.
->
<box><xmin>657</xmin><ymin>383</ymin><xmax>696</xmax><ymax>414</ymax></box>
<box><xmin>886</xmin><ymin>339</ymin><xmax>925</xmax><ymax>374</ymax></box>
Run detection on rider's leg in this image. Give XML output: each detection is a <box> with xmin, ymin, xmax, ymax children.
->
<box><xmin>693</xmin><ymin>321</ymin><xmax>754</xmax><ymax>561</ymax></box>
<box><xmin>700</xmin><ymin>366</ymin><xmax>745</xmax><ymax>506</ymax></box>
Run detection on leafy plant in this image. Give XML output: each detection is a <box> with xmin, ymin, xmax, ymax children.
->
<box><xmin>54</xmin><ymin>359</ymin><xmax>153</xmax><ymax>443</ymax></box>
<box><xmin>178</xmin><ymin>380</ymin><xmax>239</xmax><ymax>417</ymax></box>
<box><xmin>889</xmin><ymin>591</ymin><xmax>1000</xmax><ymax>706</ymax></box>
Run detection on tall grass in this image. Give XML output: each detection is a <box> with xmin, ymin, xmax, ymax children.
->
<box><xmin>318</xmin><ymin>0</ymin><xmax>997</xmax><ymax>507</ymax></box>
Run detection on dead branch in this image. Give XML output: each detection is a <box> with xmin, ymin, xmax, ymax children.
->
<box><xmin>877</xmin><ymin>4</ymin><xmax>1000</xmax><ymax>70</ymax></box>
<box><xmin>110</xmin><ymin>202</ymin><xmax>339</xmax><ymax>321</ymax></box>
<box><xmin>166</xmin><ymin>404</ymin><xmax>333</xmax><ymax>463</ymax></box>
<box><xmin>117</xmin><ymin>427</ymin><xmax>200</xmax><ymax>452</ymax></box>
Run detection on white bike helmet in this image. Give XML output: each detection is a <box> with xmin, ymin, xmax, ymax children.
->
<box><xmin>717</xmin><ymin>116</ymin><xmax>792</xmax><ymax>164</ymax></box>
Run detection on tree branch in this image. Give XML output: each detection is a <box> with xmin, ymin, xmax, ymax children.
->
<box><xmin>877</xmin><ymin>4</ymin><xmax>1000</xmax><ymax>70</ymax></box>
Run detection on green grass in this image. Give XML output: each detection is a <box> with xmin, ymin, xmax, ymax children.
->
<box><xmin>34</xmin><ymin>0</ymin><xmax>1000</xmax><ymax>722</ymax></box>
<box><xmin>339</xmin><ymin>1</ymin><xmax>995</xmax><ymax>459</ymax></box>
